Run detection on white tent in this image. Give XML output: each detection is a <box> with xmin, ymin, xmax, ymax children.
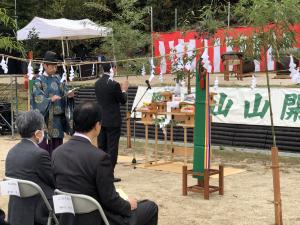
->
<box><xmin>17</xmin><ymin>17</ymin><xmax>112</xmax><ymax>58</ymax></box>
<box><xmin>17</xmin><ymin>17</ymin><xmax>112</xmax><ymax>40</ymax></box>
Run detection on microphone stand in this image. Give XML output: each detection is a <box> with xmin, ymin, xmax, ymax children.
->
<box><xmin>131</xmin><ymin>85</ymin><xmax>151</xmax><ymax>164</ymax></box>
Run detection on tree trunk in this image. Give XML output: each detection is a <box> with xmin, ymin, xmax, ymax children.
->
<box><xmin>264</xmin><ymin>49</ymin><xmax>277</xmax><ymax>147</ymax></box>
<box><xmin>187</xmin><ymin>72</ymin><xmax>191</xmax><ymax>94</ymax></box>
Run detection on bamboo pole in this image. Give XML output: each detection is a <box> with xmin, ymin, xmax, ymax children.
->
<box><xmin>264</xmin><ymin>49</ymin><xmax>282</xmax><ymax>225</ymax></box>
<box><xmin>10</xmin><ymin>76</ymin><xmax>14</xmax><ymax>139</ymax></box>
<box><xmin>271</xmin><ymin>147</ymin><xmax>283</xmax><ymax>225</ymax></box>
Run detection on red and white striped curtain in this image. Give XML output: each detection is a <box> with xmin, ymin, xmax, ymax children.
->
<box><xmin>153</xmin><ymin>25</ymin><xmax>300</xmax><ymax>74</ymax></box>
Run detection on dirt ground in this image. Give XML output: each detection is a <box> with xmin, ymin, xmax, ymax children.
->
<box><xmin>1</xmin><ymin>135</ymin><xmax>300</xmax><ymax>225</ymax></box>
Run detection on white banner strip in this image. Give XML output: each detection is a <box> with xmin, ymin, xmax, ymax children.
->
<box><xmin>132</xmin><ymin>86</ymin><xmax>300</xmax><ymax>127</ymax></box>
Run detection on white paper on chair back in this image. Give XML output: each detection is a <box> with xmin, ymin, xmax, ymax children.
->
<box><xmin>53</xmin><ymin>195</ymin><xmax>75</xmax><ymax>214</ymax></box>
<box><xmin>0</xmin><ymin>180</ymin><xmax>20</xmax><ymax>196</ymax></box>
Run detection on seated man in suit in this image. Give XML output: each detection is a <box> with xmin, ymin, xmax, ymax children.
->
<box><xmin>5</xmin><ymin>111</ymin><xmax>55</xmax><ymax>225</ymax></box>
<box><xmin>52</xmin><ymin>102</ymin><xmax>158</xmax><ymax>225</ymax></box>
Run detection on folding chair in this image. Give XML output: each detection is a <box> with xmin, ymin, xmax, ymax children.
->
<box><xmin>54</xmin><ymin>189</ymin><xmax>109</xmax><ymax>225</ymax></box>
<box><xmin>4</xmin><ymin>177</ymin><xmax>59</xmax><ymax>225</ymax></box>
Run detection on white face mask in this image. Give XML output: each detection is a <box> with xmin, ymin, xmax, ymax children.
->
<box><xmin>109</xmin><ymin>67</ymin><xmax>114</xmax><ymax>81</ymax></box>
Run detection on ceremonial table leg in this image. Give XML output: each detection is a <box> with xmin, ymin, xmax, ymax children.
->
<box><xmin>154</xmin><ymin>122</ymin><xmax>158</xmax><ymax>164</ymax></box>
<box><xmin>171</xmin><ymin>124</ymin><xmax>174</xmax><ymax>161</ymax></box>
<box><xmin>144</xmin><ymin>124</ymin><xmax>149</xmax><ymax>164</ymax></box>
<box><xmin>164</xmin><ymin>127</ymin><xmax>168</xmax><ymax>161</ymax></box>
<box><xmin>184</xmin><ymin>127</ymin><xmax>187</xmax><ymax>165</ymax></box>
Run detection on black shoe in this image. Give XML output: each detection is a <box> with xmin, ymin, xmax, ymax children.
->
<box><xmin>114</xmin><ymin>177</ymin><xmax>121</xmax><ymax>182</ymax></box>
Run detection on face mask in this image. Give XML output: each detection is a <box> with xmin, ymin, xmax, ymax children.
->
<box><xmin>109</xmin><ymin>67</ymin><xmax>114</xmax><ymax>81</ymax></box>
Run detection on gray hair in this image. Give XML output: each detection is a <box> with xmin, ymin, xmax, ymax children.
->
<box><xmin>16</xmin><ymin>110</ymin><xmax>45</xmax><ymax>138</ymax></box>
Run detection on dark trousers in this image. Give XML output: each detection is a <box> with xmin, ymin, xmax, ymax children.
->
<box><xmin>8</xmin><ymin>195</ymin><xmax>53</xmax><ymax>225</ymax></box>
<box><xmin>97</xmin><ymin>126</ymin><xmax>121</xmax><ymax>171</ymax></box>
<box><xmin>39</xmin><ymin>138</ymin><xmax>63</xmax><ymax>156</ymax></box>
<box><xmin>58</xmin><ymin>200</ymin><xmax>158</xmax><ymax>225</ymax></box>
<box><xmin>129</xmin><ymin>200</ymin><xmax>158</xmax><ymax>225</ymax></box>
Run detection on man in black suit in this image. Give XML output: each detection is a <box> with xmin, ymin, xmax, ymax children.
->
<box><xmin>95</xmin><ymin>60</ymin><xmax>129</xmax><ymax>182</ymax></box>
<box><xmin>52</xmin><ymin>102</ymin><xmax>158</xmax><ymax>225</ymax></box>
<box><xmin>5</xmin><ymin>111</ymin><xmax>55</xmax><ymax>225</ymax></box>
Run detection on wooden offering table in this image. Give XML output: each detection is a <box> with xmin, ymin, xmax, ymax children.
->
<box><xmin>137</xmin><ymin>100</ymin><xmax>195</xmax><ymax>166</ymax></box>
<box><xmin>137</xmin><ymin>108</ymin><xmax>158</xmax><ymax>165</ymax></box>
<box><xmin>221</xmin><ymin>51</ymin><xmax>243</xmax><ymax>81</ymax></box>
<box><xmin>161</xmin><ymin>102</ymin><xmax>195</xmax><ymax>165</ymax></box>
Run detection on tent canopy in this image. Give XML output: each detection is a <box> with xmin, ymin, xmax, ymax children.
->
<box><xmin>17</xmin><ymin>17</ymin><xmax>112</xmax><ymax>41</ymax></box>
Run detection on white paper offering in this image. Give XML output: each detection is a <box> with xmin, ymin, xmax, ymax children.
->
<box><xmin>53</xmin><ymin>195</ymin><xmax>75</xmax><ymax>214</ymax></box>
<box><xmin>0</xmin><ymin>180</ymin><xmax>20</xmax><ymax>197</ymax></box>
<box><xmin>116</xmin><ymin>188</ymin><xmax>128</xmax><ymax>200</ymax></box>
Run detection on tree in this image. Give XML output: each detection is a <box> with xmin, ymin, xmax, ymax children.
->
<box><xmin>185</xmin><ymin>1</ymin><xmax>300</xmax><ymax>224</ymax></box>
<box><xmin>231</xmin><ymin>0</ymin><xmax>300</xmax><ymax>145</ymax></box>
<box><xmin>168</xmin><ymin>4</ymin><xmax>228</xmax><ymax>94</ymax></box>
<box><xmin>87</xmin><ymin>0</ymin><xmax>150</xmax><ymax>75</ymax></box>
<box><xmin>231</xmin><ymin>3</ymin><xmax>300</xmax><ymax>223</ymax></box>
<box><xmin>0</xmin><ymin>8</ymin><xmax>23</xmax><ymax>53</ymax></box>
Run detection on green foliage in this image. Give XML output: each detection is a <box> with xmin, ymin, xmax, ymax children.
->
<box><xmin>84</xmin><ymin>1</ymin><xmax>111</xmax><ymax>16</ymax></box>
<box><xmin>114</xmin><ymin>0</ymin><xmax>147</xmax><ymax>28</ymax></box>
<box><xmin>232</xmin><ymin>0</ymin><xmax>300</xmax><ymax>61</ymax></box>
<box><xmin>0</xmin><ymin>8</ymin><xmax>24</xmax><ymax>53</ymax></box>
<box><xmin>0</xmin><ymin>0</ymin><xmax>241</xmax><ymax>65</ymax></box>
<box><xmin>229</xmin><ymin>0</ymin><xmax>300</xmax><ymax>147</ymax></box>
<box><xmin>146</xmin><ymin>0</ymin><xmax>229</xmax><ymax>32</ymax></box>
<box><xmin>152</xmin><ymin>92</ymin><xmax>164</xmax><ymax>102</ymax></box>
<box><xmin>87</xmin><ymin>0</ymin><xmax>150</xmax><ymax>75</ymax></box>
<box><xmin>24</xmin><ymin>28</ymin><xmax>40</xmax><ymax>52</ymax></box>
<box><xmin>169</xmin><ymin>47</ymin><xmax>198</xmax><ymax>93</ymax></box>
<box><xmin>102</xmin><ymin>22</ymin><xmax>149</xmax><ymax>59</ymax></box>
<box><xmin>50</xmin><ymin>0</ymin><xmax>68</xmax><ymax>17</ymax></box>
<box><xmin>184</xmin><ymin>5</ymin><xmax>227</xmax><ymax>37</ymax></box>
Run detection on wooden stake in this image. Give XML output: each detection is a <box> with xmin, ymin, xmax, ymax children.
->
<box><xmin>219</xmin><ymin>165</ymin><xmax>224</xmax><ymax>195</ymax></box>
<box><xmin>182</xmin><ymin>166</ymin><xmax>187</xmax><ymax>196</ymax></box>
<box><xmin>271</xmin><ymin>147</ymin><xmax>283</xmax><ymax>225</ymax></box>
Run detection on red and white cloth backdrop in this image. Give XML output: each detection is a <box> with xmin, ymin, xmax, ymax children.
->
<box><xmin>153</xmin><ymin>25</ymin><xmax>300</xmax><ymax>74</ymax></box>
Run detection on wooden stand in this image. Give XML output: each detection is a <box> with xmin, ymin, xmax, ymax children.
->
<box><xmin>161</xmin><ymin>91</ymin><xmax>172</xmax><ymax>101</ymax></box>
<box><xmin>138</xmin><ymin>109</ymin><xmax>156</xmax><ymax>165</ymax></box>
<box><xmin>221</xmin><ymin>52</ymin><xmax>243</xmax><ymax>81</ymax></box>
<box><xmin>182</xmin><ymin>165</ymin><xmax>224</xmax><ymax>200</ymax></box>
<box><xmin>153</xmin><ymin>102</ymin><xmax>167</xmax><ymax>113</ymax></box>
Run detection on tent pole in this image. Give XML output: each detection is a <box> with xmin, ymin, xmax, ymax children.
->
<box><xmin>228</xmin><ymin>2</ymin><xmax>230</xmax><ymax>29</ymax></box>
<box><xmin>61</xmin><ymin>37</ymin><xmax>65</xmax><ymax>59</ymax></box>
<box><xmin>151</xmin><ymin>6</ymin><xmax>154</xmax><ymax>58</ymax></box>
<box><xmin>112</xmin><ymin>31</ymin><xmax>117</xmax><ymax>75</ymax></box>
<box><xmin>66</xmin><ymin>39</ymin><xmax>70</xmax><ymax>58</ymax></box>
